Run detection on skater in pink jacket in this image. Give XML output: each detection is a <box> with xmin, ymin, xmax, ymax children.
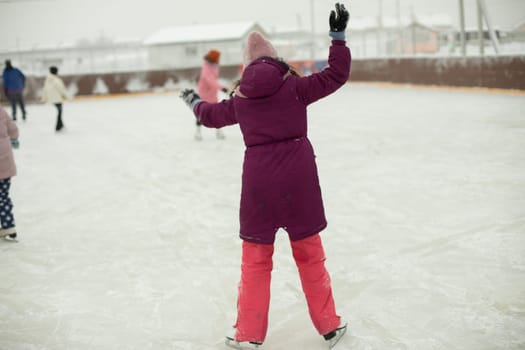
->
<box><xmin>181</xmin><ymin>3</ymin><xmax>350</xmax><ymax>349</ymax></box>
<box><xmin>195</xmin><ymin>49</ymin><xmax>227</xmax><ymax>140</ymax></box>
<box><xmin>0</xmin><ymin>106</ymin><xmax>19</xmax><ymax>241</ymax></box>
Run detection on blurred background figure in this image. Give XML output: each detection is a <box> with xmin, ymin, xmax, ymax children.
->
<box><xmin>2</xmin><ymin>60</ymin><xmax>27</xmax><ymax>122</ymax></box>
<box><xmin>41</xmin><ymin>66</ymin><xmax>69</xmax><ymax>132</ymax></box>
<box><xmin>0</xmin><ymin>105</ymin><xmax>19</xmax><ymax>242</ymax></box>
<box><xmin>195</xmin><ymin>49</ymin><xmax>228</xmax><ymax>141</ymax></box>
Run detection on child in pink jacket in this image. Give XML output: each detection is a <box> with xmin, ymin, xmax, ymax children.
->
<box><xmin>0</xmin><ymin>106</ymin><xmax>19</xmax><ymax>241</ymax></box>
<box><xmin>195</xmin><ymin>49</ymin><xmax>227</xmax><ymax>140</ymax></box>
<box><xmin>181</xmin><ymin>3</ymin><xmax>350</xmax><ymax>349</ymax></box>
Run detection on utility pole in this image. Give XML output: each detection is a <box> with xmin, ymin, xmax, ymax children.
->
<box><xmin>458</xmin><ymin>0</ymin><xmax>466</xmax><ymax>56</ymax></box>
<box><xmin>396</xmin><ymin>0</ymin><xmax>403</xmax><ymax>55</ymax></box>
<box><xmin>410</xmin><ymin>5</ymin><xmax>416</xmax><ymax>55</ymax></box>
<box><xmin>377</xmin><ymin>0</ymin><xmax>383</xmax><ymax>56</ymax></box>
<box><xmin>477</xmin><ymin>0</ymin><xmax>500</xmax><ymax>54</ymax></box>
<box><xmin>16</xmin><ymin>37</ymin><xmax>21</xmax><ymax>63</ymax></box>
<box><xmin>477</xmin><ymin>0</ymin><xmax>484</xmax><ymax>55</ymax></box>
<box><xmin>310</xmin><ymin>0</ymin><xmax>315</xmax><ymax>60</ymax></box>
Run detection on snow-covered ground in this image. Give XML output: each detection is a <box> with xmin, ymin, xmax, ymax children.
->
<box><xmin>1</xmin><ymin>83</ymin><xmax>524</xmax><ymax>350</ymax></box>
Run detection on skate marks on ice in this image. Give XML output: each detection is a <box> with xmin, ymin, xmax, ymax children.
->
<box><xmin>310</xmin><ymin>86</ymin><xmax>525</xmax><ymax>350</ymax></box>
<box><xmin>1</xmin><ymin>87</ymin><xmax>524</xmax><ymax>349</ymax></box>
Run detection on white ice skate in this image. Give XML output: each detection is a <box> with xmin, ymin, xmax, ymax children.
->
<box><xmin>323</xmin><ymin>320</ymin><xmax>347</xmax><ymax>349</ymax></box>
<box><xmin>225</xmin><ymin>328</ymin><xmax>262</xmax><ymax>349</ymax></box>
<box><xmin>194</xmin><ymin>126</ymin><xmax>203</xmax><ymax>141</ymax></box>
<box><xmin>216</xmin><ymin>129</ymin><xmax>225</xmax><ymax>140</ymax></box>
<box><xmin>0</xmin><ymin>227</ymin><xmax>18</xmax><ymax>242</ymax></box>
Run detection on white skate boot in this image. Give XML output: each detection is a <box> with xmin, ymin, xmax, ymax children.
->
<box><xmin>323</xmin><ymin>319</ymin><xmax>347</xmax><ymax>349</ymax></box>
<box><xmin>225</xmin><ymin>327</ymin><xmax>262</xmax><ymax>349</ymax></box>
<box><xmin>0</xmin><ymin>227</ymin><xmax>17</xmax><ymax>242</ymax></box>
<box><xmin>216</xmin><ymin>128</ymin><xmax>225</xmax><ymax>140</ymax></box>
<box><xmin>194</xmin><ymin>126</ymin><xmax>202</xmax><ymax>141</ymax></box>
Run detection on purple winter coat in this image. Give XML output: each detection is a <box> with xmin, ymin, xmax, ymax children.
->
<box><xmin>193</xmin><ymin>40</ymin><xmax>351</xmax><ymax>244</ymax></box>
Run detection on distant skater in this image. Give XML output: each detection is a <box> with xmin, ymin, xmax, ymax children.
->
<box><xmin>0</xmin><ymin>106</ymin><xmax>19</xmax><ymax>241</ymax></box>
<box><xmin>181</xmin><ymin>3</ymin><xmax>350</xmax><ymax>349</ymax></box>
<box><xmin>195</xmin><ymin>49</ymin><xmax>228</xmax><ymax>140</ymax></box>
<box><xmin>2</xmin><ymin>60</ymin><xmax>27</xmax><ymax>121</ymax></box>
<box><xmin>42</xmin><ymin>66</ymin><xmax>68</xmax><ymax>132</ymax></box>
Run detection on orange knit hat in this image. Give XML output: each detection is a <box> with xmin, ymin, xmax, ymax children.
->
<box><xmin>205</xmin><ymin>49</ymin><xmax>221</xmax><ymax>63</ymax></box>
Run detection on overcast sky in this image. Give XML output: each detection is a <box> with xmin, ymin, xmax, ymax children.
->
<box><xmin>1</xmin><ymin>0</ymin><xmax>524</xmax><ymax>49</ymax></box>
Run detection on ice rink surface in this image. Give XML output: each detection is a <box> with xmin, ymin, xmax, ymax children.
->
<box><xmin>1</xmin><ymin>83</ymin><xmax>524</xmax><ymax>350</ymax></box>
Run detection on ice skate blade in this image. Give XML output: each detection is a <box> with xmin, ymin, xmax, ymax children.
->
<box><xmin>326</xmin><ymin>323</ymin><xmax>347</xmax><ymax>349</ymax></box>
<box><xmin>0</xmin><ymin>227</ymin><xmax>17</xmax><ymax>242</ymax></box>
<box><xmin>225</xmin><ymin>337</ymin><xmax>261</xmax><ymax>349</ymax></box>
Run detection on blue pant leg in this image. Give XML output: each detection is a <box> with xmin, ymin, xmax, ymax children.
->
<box><xmin>15</xmin><ymin>91</ymin><xmax>26</xmax><ymax>117</ymax></box>
<box><xmin>7</xmin><ymin>94</ymin><xmax>17</xmax><ymax>120</ymax></box>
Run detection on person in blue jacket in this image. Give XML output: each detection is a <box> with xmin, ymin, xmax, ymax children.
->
<box><xmin>2</xmin><ymin>60</ymin><xmax>27</xmax><ymax>121</ymax></box>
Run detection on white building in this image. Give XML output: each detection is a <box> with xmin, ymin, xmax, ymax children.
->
<box><xmin>0</xmin><ymin>38</ymin><xmax>147</xmax><ymax>76</ymax></box>
<box><xmin>348</xmin><ymin>14</ymin><xmax>453</xmax><ymax>57</ymax></box>
<box><xmin>143</xmin><ymin>21</ymin><xmax>268</xmax><ymax>69</ymax></box>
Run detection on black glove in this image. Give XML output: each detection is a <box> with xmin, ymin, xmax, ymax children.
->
<box><xmin>11</xmin><ymin>138</ymin><xmax>19</xmax><ymax>149</ymax></box>
<box><xmin>180</xmin><ymin>88</ymin><xmax>202</xmax><ymax>108</ymax></box>
<box><xmin>329</xmin><ymin>3</ymin><xmax>349</xmax><ymax>32</ymax></box>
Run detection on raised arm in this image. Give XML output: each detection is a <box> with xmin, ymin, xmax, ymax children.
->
<box><xmin>295</xmin><ymin>3</ymin><xmax>351</xmax><ymax>105</ymax></box>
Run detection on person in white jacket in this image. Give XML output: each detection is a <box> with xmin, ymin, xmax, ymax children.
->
<box><xmin>42</xmin><ymin>66</ymin><xmax>68</xmax><ymax>131</ymax></box>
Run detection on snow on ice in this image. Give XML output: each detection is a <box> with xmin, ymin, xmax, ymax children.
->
<box><xmin>0</xmin><ymin>84</ymin><xmax>524</xmax><ymax>350</ymax></box>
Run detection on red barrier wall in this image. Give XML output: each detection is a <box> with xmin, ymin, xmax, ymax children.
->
<box><xmin>1</xmin><ymin>56</ymin><xmax>523</xmax><ymax>104</ymax></box>
<box><xmin>349</xmin><ymin>55</ymin><xmax>525</xmax><ymax>90</ymax></box>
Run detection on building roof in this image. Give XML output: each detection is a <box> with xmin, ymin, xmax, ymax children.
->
<box><xmin>144</xmin><ymin>21</ymin><xmax>264</xmax><ymax>45</ymax></box>
<box><xmin>513</xmin><ymin>20</ymin><xmax>525</xmax><ymax>31</ymax></box>
<box><xmin>349</xmin><ymin>14</ymin><xmax>452</xmax><ymax>31</ymax></box>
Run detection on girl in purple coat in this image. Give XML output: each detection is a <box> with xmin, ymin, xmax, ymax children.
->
<box><xmin>181</xmin><ymin>4</ymin><xmax>350</xmax><ymax>349</ymax></box>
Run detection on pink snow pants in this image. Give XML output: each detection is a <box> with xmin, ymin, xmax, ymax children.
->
<box><xmin>234</xmin><ymin>233</ymin><xmax>340</xmax><ymax>343</ymax></box>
